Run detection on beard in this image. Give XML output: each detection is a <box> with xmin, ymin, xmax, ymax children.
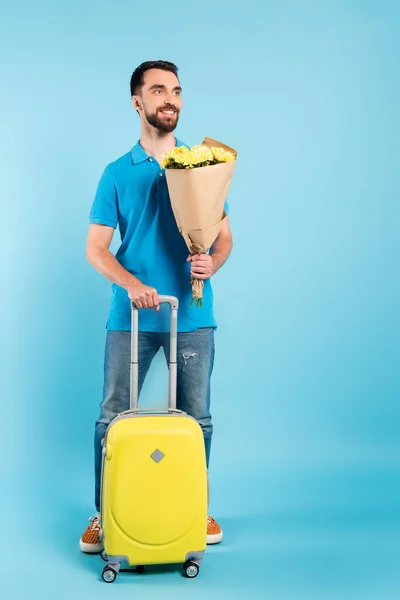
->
<box><xmin>144</xmin><ymin>106</ymin><xmax>180</xmax><ymax>133</ymax></box>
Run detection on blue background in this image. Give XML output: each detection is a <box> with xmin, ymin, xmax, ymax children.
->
<box><xmin>1</xmin><ymin>0</ymin><xmax>399</xmax><ymax>598</ymax></box>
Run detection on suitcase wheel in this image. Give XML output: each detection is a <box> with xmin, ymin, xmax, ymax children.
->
<box><xmin>102</xmin><ymin>566</ymin><xmax>117</xmax><ymax>583</ymax></box>
<box><xmin>136</xmin><ymin>565</ymin><xmax>145</xmax><ymax>574</ymax></box>
<box><xmin>183</xmin><ymin>561</ymin><xmax>199</xmax><ymax>578</ymax></box>
<box><xmin>100</xmin><ymin>550</ymin><xmax>109</xmax><ymax>562</ymax></box>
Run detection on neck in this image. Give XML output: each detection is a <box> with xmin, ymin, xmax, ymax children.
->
<box><xmin>139</xmin><ymin>122</ymin><xmax>177</xmax><ymax>163</ymax></box>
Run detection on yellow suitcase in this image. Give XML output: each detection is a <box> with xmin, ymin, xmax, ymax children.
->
<box><xmin>99</xmin><ymin>296</ymin><xmax>208</xmax><ymax>583</ymax></box>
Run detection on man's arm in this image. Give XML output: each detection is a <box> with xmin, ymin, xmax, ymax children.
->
<box><xmin>210</xmin><ymin>216</ymin><xmax>233</xmax><ymax>274</ymax></box>
<box><xmin>187</xmin><ymin>217</ymin><xmax>233</xmax><ymax>279</ymax></box>
<box><xmin>86</xmin><ymin>224</ymin><xmax>160</xmax><ymax>309</ymax></box>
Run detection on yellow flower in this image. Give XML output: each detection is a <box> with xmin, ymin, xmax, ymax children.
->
<box><xmin>186</xmin><ymin>145</ymin><xmax>213</xmax><ymax>167</ymax></box>
<box><xmin>161</xmin><ymin>146</ymin><xmax>189</xmax><ymax>169</ymax></box>
<box><xmin>161</xmin><ymin>146</ymin><xmax>191</xmax><ymax>169</ymax></box>
<box><xmin>210</xmin><ymin>147</ymin><xmax>236</xmax><ymax>163</ymax></box>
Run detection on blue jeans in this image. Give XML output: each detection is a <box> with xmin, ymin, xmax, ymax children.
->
<box><xmin>94</xmin><ymin>328</ymin><xmax>215</xmax><ymax>512</ymax></box>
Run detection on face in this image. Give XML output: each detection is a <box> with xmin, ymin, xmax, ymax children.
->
<box><xmin>133</xmin><ymin>68</ymin><xmax>182</xmax><ymax>133</ymax></box>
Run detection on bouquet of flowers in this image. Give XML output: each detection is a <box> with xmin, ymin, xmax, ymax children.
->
<box><xmin>161</xmin><ymin>137</ymin><xmax>237</xmax><ymax>306</ymax></box>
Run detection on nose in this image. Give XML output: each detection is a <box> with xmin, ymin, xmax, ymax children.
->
<box><xmin>165</xmin><ymin>93</ymin><xmax>179</xmax><ymax>108</ymax></box>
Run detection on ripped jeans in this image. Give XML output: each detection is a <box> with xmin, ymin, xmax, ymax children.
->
<box><xmin>94</xmin><ymin>328</ymin><xmax>215</xmax><ymax>512</ymax></box>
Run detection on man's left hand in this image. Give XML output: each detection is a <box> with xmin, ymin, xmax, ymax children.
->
<box><xmin>187</xmin><ymin>254</ymin><xmax>214</xmax><ymax>280</ymax></box>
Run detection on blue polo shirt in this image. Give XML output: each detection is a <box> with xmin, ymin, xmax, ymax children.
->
<box><xmin>89</xmin><ymin>137</ymin><xmax>228</xmax><ymax>332</ymax></box>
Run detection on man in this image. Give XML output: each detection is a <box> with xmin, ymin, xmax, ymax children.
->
<box><xmin>80</xmin><ymin>60</ymin><xmax>232</xmax><ymax>553</ymax></box>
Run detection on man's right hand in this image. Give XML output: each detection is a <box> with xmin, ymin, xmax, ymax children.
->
<box><xmin>127</xmin><ymin>282</ymin><xmax>160</xmax><ymax>311</ymax></box>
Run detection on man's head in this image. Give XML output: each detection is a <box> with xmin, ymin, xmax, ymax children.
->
<box><xmin>130</xmin><ymin>61</ymin><xmax>182</xmax><ymax>133</ymax></box>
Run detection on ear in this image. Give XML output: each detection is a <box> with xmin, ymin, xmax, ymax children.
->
<box><xmin>132</xmin><ymin>95</ymin><xmax>142</xmax><ymax>111</ymax></box>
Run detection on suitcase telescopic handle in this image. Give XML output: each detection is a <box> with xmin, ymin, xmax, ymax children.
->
<box><xmin>130</xmin><ymin>295</ymin><xmax>179</xmax><ymax>411</ymax></box>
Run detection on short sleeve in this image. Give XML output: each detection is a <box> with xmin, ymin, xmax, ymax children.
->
<box><xmin>89</xmin><ymin>166</ymin><xmax>118</xmax><ymax>228</ymax></box>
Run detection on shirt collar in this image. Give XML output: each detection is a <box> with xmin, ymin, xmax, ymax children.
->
<box><xmin>130</xmin><ymin>137</ymin><xmax>186</xmax><ymax>165</ymax></box>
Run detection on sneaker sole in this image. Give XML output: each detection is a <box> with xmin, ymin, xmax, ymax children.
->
<box><xmin>79</xmin><ymin>538</ymin><xmax>103</xmax><ymax>553</ymax></box>
<box><xmin>206</xmin><ymin>530</ymin><xmax>223</xmax><ymax>545</ymax></box>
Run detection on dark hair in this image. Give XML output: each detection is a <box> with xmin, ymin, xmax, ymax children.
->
<box><xmin>130</xmin><ymin>60</ymin><xmax>179</xmax><ymax>97</ymax></box>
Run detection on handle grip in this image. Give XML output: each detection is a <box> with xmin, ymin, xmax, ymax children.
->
<box><xmin>132</xmin><ymin>295</ymin><xmax>179</xmax><ymax>311</ymax></box>
<box><xmin>157</xmin><ymin>295</ymin><xmax>179</xmax><ymax>309</ymax></box>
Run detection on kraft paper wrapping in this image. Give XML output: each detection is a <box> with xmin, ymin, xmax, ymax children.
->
<box><xmin>165</xmin><ymin>137</ymin><xmax>237</xmax><ymax>305</ymax></box>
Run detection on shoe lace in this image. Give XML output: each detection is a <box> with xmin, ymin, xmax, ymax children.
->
<box><xmin>88</xmin><ymin>514</ymin><xmax>100</xmax><ymax>531</ymax></box>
